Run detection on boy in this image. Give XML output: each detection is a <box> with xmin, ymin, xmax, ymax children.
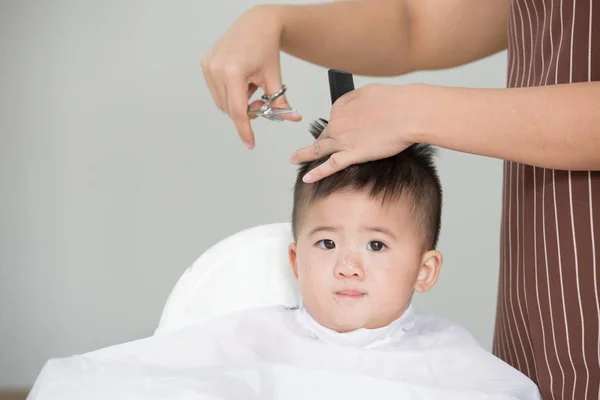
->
<box><xmin>289</xmin><ymin>126</ymin><xmax>443</xmax><ymax>338</ymax></box>
<box><xmin>28</xmin><ymin>129</ymin><xmax>540</xmax><ymax>400</ymax></box>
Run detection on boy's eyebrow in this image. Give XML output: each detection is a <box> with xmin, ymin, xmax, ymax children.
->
<box><xmin>363</xmin><ymin>227</ymin><xmax>398</xmax><ymax>241</ymax></box>
<box><xmin>307</xmin><ymin>225</ymin><xmax>398</xmax><ymax>240</ymax></box>
<box><xmin>308</xmin><ymin>225</ymin><xmax>341</xmax><ymax>236</ymax></box>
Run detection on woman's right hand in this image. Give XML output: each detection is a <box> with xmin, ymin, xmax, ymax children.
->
<box><xmin>201</xmin><ymin>5</ymin><xmax>302</xmax><ymax>149</ymax></box>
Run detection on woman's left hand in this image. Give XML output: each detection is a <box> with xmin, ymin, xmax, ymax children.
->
<box><xmin>289</xmin><ymin>83</ymin><xmax>426</xmax><ymax>183</ymax></box>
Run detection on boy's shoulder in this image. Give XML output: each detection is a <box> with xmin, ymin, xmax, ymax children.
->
<box><xmin>410</xmin><ymin>309</ymin><xmax>482</xmax><ymax>349</ymax></box>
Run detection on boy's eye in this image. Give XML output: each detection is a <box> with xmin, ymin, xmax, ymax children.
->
<box><xmin>367</xmin><ymin>241</ymin><xmax>386</xmax><ymax>252</ymax></box>
<box><xmin>317</xmin><ymin>239</ymin><xmax>336</xmax><ymax>250</ymax></box>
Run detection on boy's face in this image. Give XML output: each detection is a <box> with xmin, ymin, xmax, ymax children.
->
<box><xmin>289</xmin><ymin>189</ymin><xmax>442</xmax><ymax>333</ymax></box>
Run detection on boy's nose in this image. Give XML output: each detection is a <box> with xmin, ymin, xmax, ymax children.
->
<box><xmin>334</xmin><ymin>253</ymin><xmax>364</xmax><ymax>279</ymax></box>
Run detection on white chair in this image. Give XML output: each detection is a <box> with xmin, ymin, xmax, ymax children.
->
<box><xmin>155</xmin><ymin>222</ymin><xmax>300</xmax><ymax>335</ymax></box>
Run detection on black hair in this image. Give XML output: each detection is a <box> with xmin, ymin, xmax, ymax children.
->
<box><xmin>292</xmin><ymin>119</ymin><xmax>443</xmax><ymax>250</ymax></box>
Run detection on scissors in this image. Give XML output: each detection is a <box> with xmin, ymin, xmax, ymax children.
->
<box><xmin>247</xmin><ymin>85</ymin><xmax>297</xmax><ymax>122</ymax></box>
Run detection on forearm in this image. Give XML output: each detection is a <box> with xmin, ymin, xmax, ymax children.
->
<box><xmin>267</xmin><ymin>0</ymin><xmax>509</xmax><ymax>77</ymax></box>
<box><xmin>412</xmin><ymin>83</ymin><xmax>600</xmax><ymax>171</ymax></box>
<box><xmin>273</xmin><ymin>0</ymin><xmax>413</xmax><ymax>76</ymax></box>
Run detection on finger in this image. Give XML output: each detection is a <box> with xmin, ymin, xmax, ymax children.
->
<box><xmin>276</xmin><ymin>87</ymin><xmax>302</xmax><ymax>122</ymax></box>
<box><xmin>302</xmin><ymin>151</ymin><xmax>355</xmax><ymax>183</ymax></box>
<box><xmin>226</xmin><ymin>74</ymin><xmax>255</xmax><ymax>148</ymax></box>
<box><xmin>281</xmin><ymin>110</ymin><xmax>303</xmax><ymax>122</ymax></box>
<box><xmin>247</xmin><ymin>99</ymin><xmax>266</xmax><ymax>120</ymax></box>
<box><xmin>289</xmin><ymin>137</ymin><xmax>338</xmax><ymax>165</ymax></box>
<box><xmin>220</xmin><ymin>79</ymin><xmax>229</xmax><ymax>117</ymax></box>
<box><xmin>202</xmin><ymin>63</ymin><xmax>226</xmax><ymax>112</ymax></box>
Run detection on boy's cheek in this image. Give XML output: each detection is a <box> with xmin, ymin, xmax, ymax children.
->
<box><xmin>298</xmin><ymin>268</ymin><xmax>330</xmax><ymax>295</ymax></box>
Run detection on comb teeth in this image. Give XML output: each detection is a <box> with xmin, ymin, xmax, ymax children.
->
<box><xmin>308</xmin><ymin>118</ymin><xmax>328</xmax><ymax>139</ymax></box>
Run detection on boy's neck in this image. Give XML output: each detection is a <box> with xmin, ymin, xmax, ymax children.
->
<box><xmin>295</xmin><ymin>305</ymin><xmax>416</xmax><ymax>349</ymax></box>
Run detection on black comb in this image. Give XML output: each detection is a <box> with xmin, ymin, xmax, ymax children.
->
<box><xmin>309</xmin><ymin>70</ymin><xmax>355</xmax><ymax>139</ymax></box>
<box><xmin>328</xmin><ymin>69</ymin><xmax>355</xmax><ymax>104</ymax></box>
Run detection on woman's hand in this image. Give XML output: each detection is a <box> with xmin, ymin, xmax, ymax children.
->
<box><xmin>201</xmin><ymin>5</ymin><xmax>302</xmax><ymax>149</ymax></box>
<box><xmin>290</xmin><ymin>84</ymin><xmax>425</xmax><ymax>183</ymax></box>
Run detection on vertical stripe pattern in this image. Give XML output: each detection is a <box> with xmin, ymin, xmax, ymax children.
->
<box><xmin>492</xmin><ymin>1</ymin><xmax>600</xmax><ymax>399</ymax></box>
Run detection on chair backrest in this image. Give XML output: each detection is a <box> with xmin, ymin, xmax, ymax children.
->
<box><xmin>155</xmin><ymin>222</ymin><xmax>300</xmax><ymax>335</ymax></box>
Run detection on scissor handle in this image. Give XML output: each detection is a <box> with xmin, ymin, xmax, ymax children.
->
<box><xmin>261</xmin><ymin>85</ymin><xmax>287</xmax><ymax>104</ymax></box>
<box><xmin>247</xmin><ymin>85</ymin><xmax>295</xmax><ymax>120</ymax></box>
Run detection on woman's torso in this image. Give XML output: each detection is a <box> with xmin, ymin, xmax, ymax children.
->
<box><xmin>498</xmin><ymin>0</ymin><xmax>600</xmax><ymax>392</ymax></box>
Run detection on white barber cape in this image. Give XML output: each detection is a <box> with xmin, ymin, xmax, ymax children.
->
<box><xmin>29</xmin><ymin>305</ymin><xmax>541</xmax><ymax>399</ymax></box>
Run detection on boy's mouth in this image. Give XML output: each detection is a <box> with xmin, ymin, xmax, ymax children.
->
<box><xmin>335</xmin><ymin>289</ymin><xmax>366</xmax><ymax>299</ymax></box>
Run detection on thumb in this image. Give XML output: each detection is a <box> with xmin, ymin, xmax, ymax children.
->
<box><xmin>262</xmin><ymin>69</ymin><xmax>302</xmax><ymax>122</ymax></box>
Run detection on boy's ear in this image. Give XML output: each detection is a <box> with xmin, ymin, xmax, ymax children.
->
<box><xmin>288</xmin><ymin>243</ymin><xmax>299</xmax><ymax>280</ymax></box>
<box><xmin>414</xmin><ymin>250</ymin><xmax>443</xmax><ymax>293</ymax></box>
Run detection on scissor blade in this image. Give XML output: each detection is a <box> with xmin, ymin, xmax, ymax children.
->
<box><xmin>246</xmin><ymin>106</ymin><xmax>295</xmax><ymax>120</ymax></box>
<box><xmin>263</xmin><ymin>114</ymin><xmax>284</xmax><ymax>122</ymax></box>
<box><xmin>247</xmin><ymin>110</ymin><xmax>265</xmax><ymax>116</ymax></box>
<box><xmin>247</xmin><ymin>103</ymin><xmax>271</xmax><ymax>116</ymax></box>
<box><xmin>267</xmin><ymin>107</ymin><xmax>297</xmax><ymax>115</ymax></box>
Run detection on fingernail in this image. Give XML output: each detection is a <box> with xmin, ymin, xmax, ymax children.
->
<box><xmin>302</xmin><ymin>173</ymin><xmax>313</xmax><ymax>183</ymax></box>
<box><xmin>245</xmin><ymin>141</ymin><xmax>253</xmax><ymax>149</ymax></box>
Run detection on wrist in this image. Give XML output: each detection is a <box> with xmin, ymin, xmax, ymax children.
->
<box><xmin>251</xmin><ymin>4</ymin><xmax>288</xmax><ymax>47</ymax></box>
<box><xmin>392</xmin><ymin>83</ymin><xmax>439</xmax><ymax>145</ymax></box>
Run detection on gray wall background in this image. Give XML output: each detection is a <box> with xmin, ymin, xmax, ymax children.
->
<box><xmin>0</xmin><ymin>0</ymin><xmax>507</xmax><ymax>387</ymax></box>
